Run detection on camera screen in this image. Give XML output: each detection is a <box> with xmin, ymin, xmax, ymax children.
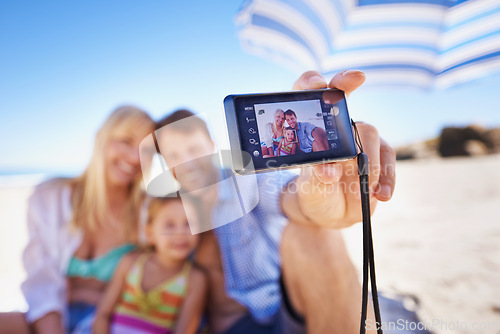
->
<box><xmin>227</xmin><ymin>89</ymin><xmax>357</xmax><ymax>172</ymax></box>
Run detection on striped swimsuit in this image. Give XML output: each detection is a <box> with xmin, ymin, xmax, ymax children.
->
<box><xmin>111</xmin><ymin>254</ymin><xmax>191</xmax><ymax>334</ymax></box>
<box><xmin>279</xmin><ymin>141</ymin><xmax>294</xmax><ymax>155</ymax></box>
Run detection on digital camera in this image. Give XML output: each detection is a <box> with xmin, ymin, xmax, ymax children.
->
<box><xmin>224</xmin><ymin>89</ymin><xmax>358</xmax><ymax>174</ymax></box>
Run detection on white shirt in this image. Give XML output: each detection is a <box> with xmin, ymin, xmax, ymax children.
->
<box><xmin>21</xmin><ymin>179</ymin><xmax>82</xmax><ymax>324</ymax></box>
<box><xmin>260</xmin><ymin>123</ymin><xmax>274</xmax><ymax>149</ymax></box>
<box><xmin>21</xmin><ymin>179</ymin><xmax>148</xmax><ymax>325</ymax></box>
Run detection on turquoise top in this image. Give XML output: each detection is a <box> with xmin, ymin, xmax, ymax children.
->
<box><xmin>272</xmin><ymin>136</ymin><xmax>283</xmax><ymax>155</ymax></box>
<box><xmin>66</xmin><ymin>243</ymin><xmax>136</xmax><ymax>282</ymax></box>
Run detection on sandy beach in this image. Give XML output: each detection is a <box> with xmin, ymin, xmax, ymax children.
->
<box><xmin>0</xmin><ymin>185</ymin><xmax>32</xmax><ymax>312</ymax></box>
<box><xmin>343</xmin><ymin>154</ymin><xmax>500</xmax><ymax>333</ymax></box>
<box><xmin>1</xmin><ymin>155</ymin><xmax>499</xmax><ymax>333</ymax></box>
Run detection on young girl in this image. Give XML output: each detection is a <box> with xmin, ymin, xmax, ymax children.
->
<box><xmin>93</xmin><ymin>197</ymin><xmax>207</xmax><ymax>334</ymax></box>
<box><xmin>277</xmin><ymin>127</ymin><xmax>297</xmax><ymax>156</ymax></box>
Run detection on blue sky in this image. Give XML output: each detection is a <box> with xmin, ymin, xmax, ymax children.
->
<box><xmin>1</xmin><ymin>0</ymin><xmax>499</xmax><ymax>175</ymax></box>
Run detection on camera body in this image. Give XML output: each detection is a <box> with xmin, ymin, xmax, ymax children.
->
<box><xmin>224</xmin><ymin>89</ymin><xmax>358</xmax><ymax>175</ymax></box>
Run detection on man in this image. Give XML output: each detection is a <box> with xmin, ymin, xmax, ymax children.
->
<box><xmin>156</xmin><ymin>70</ymin><xmax>396</xmax><ymax>334</ymax></box>
<box><xmin>284</xmin><ymin>109</ymin><xmax>329</xmax><ymax>153</ymax></box>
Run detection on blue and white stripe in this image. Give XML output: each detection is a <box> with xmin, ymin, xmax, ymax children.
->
<box><xmin>236</xmin><ymin>0</ymin><xmax>500</xmax><ymax>88</ymax></box>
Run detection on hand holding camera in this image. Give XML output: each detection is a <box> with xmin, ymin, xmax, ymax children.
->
<box><xmin>224</xmin><ymin>70</ymin><xmax>395</xmax><ymax>333</ymax></box>
<box><xmin>291</xmin><ymin>70</ymin><xmax>392</xmax><ymax>229</ymax></box>
<box><xmin>225</xmin><ymin>70</ymin><xmax>396</xmax><ymax>229</ymax></box>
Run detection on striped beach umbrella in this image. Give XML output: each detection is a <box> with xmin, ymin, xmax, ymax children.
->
<box><xmin>236</xmin><ymin>0</ymin><xmax>500</xmax><ymax>88</ymax></box>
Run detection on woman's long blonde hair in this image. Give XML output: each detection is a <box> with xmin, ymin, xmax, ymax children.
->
<box><xmin>69</xmin><ymin>105</ymin><xmax>154</xmax><ymax>241</ymax></box>
<box><xmin>271</xmin><ymin>108</ymin><xmax>285</xmax><ymax>137</ymax></box>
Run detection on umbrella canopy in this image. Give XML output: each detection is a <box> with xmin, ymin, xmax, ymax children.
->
<box><xmin>236</xmin><ymin>0</ymin><xmax>500</xmax><ymax>88</ymax></box>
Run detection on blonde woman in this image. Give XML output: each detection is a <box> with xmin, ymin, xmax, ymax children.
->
<box><xmin>260</xmin><ymin>108</ymin><xmax>284</xmax><ymax>158</ymax></box>
<box><xmin>2</xmin><ymin>106</ymin><xmax>154</xmax><ymax>334</ymax></box>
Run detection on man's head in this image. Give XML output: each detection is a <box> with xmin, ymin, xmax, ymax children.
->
<box><xmin>156</xmin><ymin>109</ymin><xmax>217</xmax><ymax>194</ymax></box>
<box><xmin>284</xmin><ymin>109</ymin><xmax>298</xmax><ymax>129</ymax></box>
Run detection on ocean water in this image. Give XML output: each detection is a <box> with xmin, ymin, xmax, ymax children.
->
<box><xmin>0</xmin><ymin>169</ymin><xmax>80</xmax><ymax>187</ymax></box>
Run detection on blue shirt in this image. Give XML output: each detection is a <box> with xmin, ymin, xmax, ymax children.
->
<box><xmin>296</xmin><ymin>122</ymin><xmax>317</xmax><ymax>153</ymax></box>
<box><xmin>212</xmin><ymin>169</ymin><xmax>296</xmax><ymax>324</ymax></box>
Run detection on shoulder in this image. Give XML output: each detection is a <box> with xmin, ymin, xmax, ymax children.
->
<box><xmin>263</xmin><ymin>123</ymin><xmax>273</xmax><ymax>136</ymax></box>
<box><xmin>116</xmin><ymin>251</ymin><xmax>142</xmax><ymax>275</ymax></box>
<box><xmin>301</xmin><ymin>121</ymin><xmax>316</xmax><ymax>129</ymax></box>
<box><xmin>27</xmin><ymin>178</ymin><xmax>73</xmax><ymax>220</ymax></box>
<box><xmin>187</xmin><ymin>264</ymin><xmax>208</xmax><ymax>289</ymax></box>
<box><xmin>31</xmin><ymin>177</ymin><xmax>72</xmax><ymax>199</ymax></box>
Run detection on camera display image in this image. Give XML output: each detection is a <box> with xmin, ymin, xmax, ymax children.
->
<box><xmin>254</xmin><ymin>99</ymin><xmax>329</xmax><ymax>158</ymax></box>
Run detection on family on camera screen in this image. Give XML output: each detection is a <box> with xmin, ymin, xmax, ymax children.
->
<box><xmin>255</xmin><ymin>101</ymin><xmax>330</xmax><ymax>158</ymax></box>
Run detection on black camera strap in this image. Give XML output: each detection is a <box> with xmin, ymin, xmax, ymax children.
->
<box><xmin>352</xmin><ymin>120</ymin><xmax>383</xmax><ymax>334</ymax></box>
